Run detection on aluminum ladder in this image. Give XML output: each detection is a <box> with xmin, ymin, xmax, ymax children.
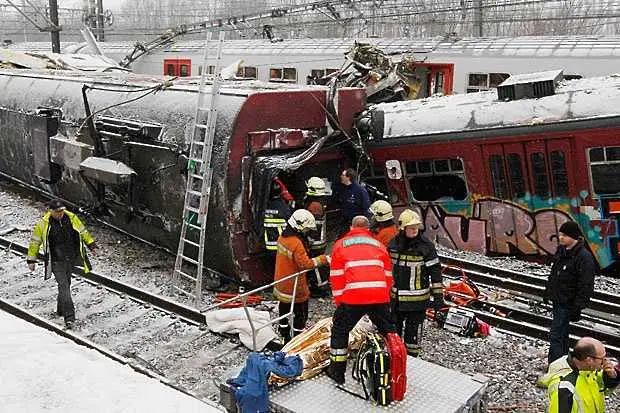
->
<box><xmin>172</xmin><ymin>29</ymin><xmax>225</xmax><ymax>307</ymax></box>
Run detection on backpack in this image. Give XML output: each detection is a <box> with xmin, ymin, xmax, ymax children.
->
<box><xmin>352</xmin><ymin>332</ymin><xmax>393</xmax><ymax>406</ymax></box>
<box><xmin>384</xmin><ymin>332</ymin><xmax>407</xmax><ymax>401</ymax></box>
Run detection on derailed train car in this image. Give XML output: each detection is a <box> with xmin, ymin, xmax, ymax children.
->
<box><xmin>359</xmin><ymin>71</ymin><xmax>620</xmax><ymax>275</ymax></box>
<box><xmin>0</xmin><ymin>68</ymin><xmax>365</xmax><ymax>284</ymax></box>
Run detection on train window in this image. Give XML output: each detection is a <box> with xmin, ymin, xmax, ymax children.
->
<box><xmin>589</xmin><ymin>146</ymin><xmax>620</xmax><ymax>194</ymax></box>
<box><xmin>407</xmin><ymin>158</ymin><xmax>467</xmax><ymax>201</ymax></box>
<box><xmin>165</xmin><ymin>63</ymin><xmax>175</xmax><ymax>76</ymax></box>
<box><xmin>325</xmin><ymin>68</ymin><xmax>339</xmax><ymax>75</ymax></box>
<box><xmin>179</xmin><ymin>64</ymin><xmax>189</xmax><ymax>77</ymax></box>
<box><xmin>489</xmin><ymin>73</ymin><xmax>510</xmax><ymax>88</ymax></box>
<box><xmin>550</xmin><ymin>151</ymin><xmax>568</xmax><ymax>196</ymax></box>
<box><xmin>506</xmin><ymin>154</ymin><xmax>526</xmax><ymax>198</ymax></box>
<box><xmin>489</xmin><ymin>155</ymin><xmax>508</xmax><ymax>198</ymax></box>
<box><xmin>310</xmin><ymin>69</ymin><xmax>325</xmax><ymax>79</ymax></box>
<box><xmin>270</xmin><ymin>68</ymin><xmax>282</xmax><ymax>80</ymax></box>
<box><xmin>434</xmin><ymin>159</ymin><xmax>450</xmax><ymax>172</ymax></box>
<box><xmin>530</xmin><ymin>152</ymin><xmax>550</xmax><ymax>196</ymax></box>
<box><xmin>433</xmin><ymin>72</ymin><xmax>445</xmax><ymax>95</ymax></box>
<box><xmin>468</xmin><ymin>73</ymin><xmax>488</xmax><ymax>88</ymax></box>
<box><xmin>283</xmin><ymin>68</ymin><xmax>297</xmax><ymax>81</ymax></box>
<box><xmin>236</xmin><ymin>66</ymin><xmax>257</xmax><ymax>79</ymax></box>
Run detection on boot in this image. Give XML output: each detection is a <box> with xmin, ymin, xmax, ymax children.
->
<box><xmin>326</xmin><ymin>361</ymin><xmax>346</xmax><ymax>385</ymax></box>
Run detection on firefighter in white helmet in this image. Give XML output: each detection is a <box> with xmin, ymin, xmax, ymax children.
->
<box><xmin>304</xmin><ymin>177</ymin><xmax>330</xmax><ymax>298</ymax></box>
<box><xmin>387</xmin><ymin>209</ymin><xmax>444</xmax><ymax>357</ymax></box>
<box><xmin>273</xmin><ymin>209</ymin><xmax>329</xmax><ymax>344</ymax></box>
<box><xmin>369</xmin><ymin>200</ymin><xmax>398</xmax><ymax>247</ymax></box>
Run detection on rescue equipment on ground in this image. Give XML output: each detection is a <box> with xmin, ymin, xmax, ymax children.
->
<box><xmin>352</xmin><ymin>332</ymin><xmax>392</xmax><ymax>406</ymax></box>
<box><xmin>214</xmin><ymin>293</ymin><xmax>263</xmax><ymax>308</ymax></box>
<box><xmin>269</xmin><ymin>316</ymin><xmax>375</xmax><ymax>386</ymax></box>
<box><xmin>441</xmin><ymin>307</ymin><xmax>478</xmax><ymax>336</ymax></box>
<box><xmin>384</xmin><ymin>332</ymin><xmax>407</xmax><ymax>401</ymax></box>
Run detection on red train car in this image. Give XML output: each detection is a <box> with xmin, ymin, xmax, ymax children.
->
<box><xmin>360</xmin><ymin>72</ymin><xmax>620</xmax><ymax>275</ymax></box>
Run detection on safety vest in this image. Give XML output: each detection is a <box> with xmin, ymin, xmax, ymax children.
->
<box><xmin>27</xmin><ymin>210</ymin><xmax>95</xmax><ymax>274</ymax></box>
<box><xmin>264</xmin><ymin>208</ymin><xmax>287</xmax><ymax>251</ymax></box>
<box><xmin>329</xmin><ymin>227</ymin><xmax>393</xmax><ymax>306</ymax></box>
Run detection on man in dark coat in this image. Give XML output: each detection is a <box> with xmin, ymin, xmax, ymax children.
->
<box><xmin>334</xmin><ymin>168</ymin><xmax>371</xmax><ymax>238</ymax></box>
<box><xmin>544</xmin><ymin>221</ymin><xmax>598</xmax><ymax>364</ymax></box>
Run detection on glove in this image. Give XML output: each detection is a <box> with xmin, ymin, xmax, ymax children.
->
<box><xmin>569</xmin><ymin>308</ymin><xmax>582</xmax><ymax>322</ymax></box>
<box><xmin>433</xmin><ymin>295</ymin><xmax>445</xmax><ymax>311</ymax></box>
<box><xmin>27</xmin><ymin>262</ymin><xmax>36</xmax><ymax>272</ymax></box>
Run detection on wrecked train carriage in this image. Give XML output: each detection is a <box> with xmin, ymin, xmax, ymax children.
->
<box><xmin>359</xmin><ymin>72</ymin><xmax>620</xmax><ymax>275</ymax></box>
<box><xmin>0</xmin><ymin>68</ymin><xmax>365</xmax><ymax>283</ymax></box>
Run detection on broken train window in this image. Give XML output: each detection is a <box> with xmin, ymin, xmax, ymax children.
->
<box><xmin>589</xmin><ymin>146</ymin><xmax>620</xmax><ymax>194</ymax></box>
<box><xmin>405</xmin><ymin>158</ymin><xmax>468</xmax><ymax>201</ymax></box>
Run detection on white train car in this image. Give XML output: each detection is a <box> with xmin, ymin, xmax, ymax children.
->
<box><xmin>9</xmin><ymin>36</ymin><xmax>620</xmax><ymax>94</ymax></box>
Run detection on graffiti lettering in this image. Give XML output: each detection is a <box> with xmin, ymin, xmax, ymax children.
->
<box><xmin>413</xmin><ymin>197</ymin><xmax>574</xmax><ymax>258</ymax></box>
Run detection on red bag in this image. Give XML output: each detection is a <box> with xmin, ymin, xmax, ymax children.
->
<box><xmin>384</xmin><ymin>332</ymin><xmax>407</xmax><ymax>401</ymax></box>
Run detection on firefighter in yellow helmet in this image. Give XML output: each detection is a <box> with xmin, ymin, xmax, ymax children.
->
<box><xmin>369</xmin><ymin>200</ymin><xmax>398</xmax><ymax>247</ymax></box>
<box><xmin>273</xmin><ymin>209</ymin><xmax>329</xmax><ymax>344</ymax></box>
<box><xmin>304</xmin><ymin>177</ymin><xmax>330</xmax><ymax>298</ymax></box>
<box><xmin>387</xmin><ymin>209</ymin><xmax>443</xmax><ymax>357</ymax></box>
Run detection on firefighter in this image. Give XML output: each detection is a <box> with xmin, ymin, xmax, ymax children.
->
<box><xmin>388</xmin><ymin>209</ymin><xmax>444</xmax><ymax>357</ymax></box>
<box><xmin>263</xmin><ymin>177</ymin><xmax>294</xmax><ymax>252</ymax></box>
<box><xmin>327</xmin><ymin>216</ymin><xmax>396</xmax><ymax>385</ymax></box>
<box><xmin>274</xmin><ymin>209</ymin><xmax>329</xmax><ymax>344</ymax></box>
<box><xmin>369</xmin><ymin>200</ymin><xmax>398</xmax><ymax>247</ymax></box>
<box><xmin>304</xmin><ymin>177</ymin><xmax>330</xmax><ymax>298</ymax></box>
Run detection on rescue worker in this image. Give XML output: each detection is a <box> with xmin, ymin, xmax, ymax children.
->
<box><xmin>388</xmin><ymin>209</ymin><xmax>444</xmax><ymax>357</ymax></box>
<box><xmin>369</xmin><ymin>200</ymin><xmax>398</xmax><ymax>246</ymax></box>
<box><xmin>263</xmin><ymin>177</ymin><xmax>294</xmax><ymax>252</ymax></box>
<box><xmin>334</xmin><ymin>168</ymin><xmax>371</xmax><ymax>238</ymax></box>
<box><xmin>540</xmin><ymin>337</ymin><xmax>619</xmax><ymax>412</ymax></box>
<box><xmin>327</xmin><ymin>216</ymin><xmax>395</xmax><ymax>385</ymax></box>
<box><xmin>273</xmin><ymin>209</ymin><xmax>329</xmax><ymax>344</ymax></box>
<box><xmin>26</xmin><ymin>199</ymin><xmax>98</xmax><ymax>329</ymax></box>
<box><xmin>304</xmin><ymin>176</ymin><xmax>330</xmax><ymax>298</ymax></box>
<box><xmin>544</xmin><ymin>221</ymin><xmax>598</xmax><ymax>365</ymax></box>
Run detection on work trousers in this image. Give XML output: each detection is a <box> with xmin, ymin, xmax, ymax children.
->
<box><xmin>328</xmin><ymin>303</ymin><xmax>395</xmax><ymax>382</ymax></box>
<box><xmin>549</xmin><ymin>304</ymin><xmax>570</xmax><ymax>365</ymax></box>
<box><xmin>278</xmin><ymin>300</ymin><xmax>309</xmax><ymax>344</ymax></box>
<box><xmin>394</xmin><ymin>310</ymin><xmax>426</xmax><ymax>357</ymax></box>
<box><xmin>52</xmin><ymin>259</ymin><xmax>78</xmax><ymax>324</ymax></box>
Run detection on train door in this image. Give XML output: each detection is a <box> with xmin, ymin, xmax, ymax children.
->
<box><xmin>163</xmin><ymin>58</ymin><xmax>192</xmax><ymax>77</ymax></box>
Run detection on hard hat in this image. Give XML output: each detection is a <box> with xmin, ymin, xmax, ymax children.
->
<box><xmin>306</xmin><ymin>177</ymin><xmax>327</xmax><ymax>196</ymax></box>
<box><xmin>369</xmin><ymin>200</ymin><xmax>393</xmax><ymax>222</ymax></box>
<box><xmin>398</xmin><ymin>209</ymin><xmax>422</xmax><ymax>230</ymax></box>
<box><xmin>288</xmin><ymin>209</ymin><xmax>317</xmax><ymax>232</ymax></box>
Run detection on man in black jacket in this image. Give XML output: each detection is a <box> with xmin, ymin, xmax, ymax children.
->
<box><xmin>544</xmin><ymin>221</ymin><xmax>598</xmax><ymax>364</ymax></box>
<box><xmin>388</xmin><ymin>209</ymin><xmax>444</xmax><ymax>357</ymax></box>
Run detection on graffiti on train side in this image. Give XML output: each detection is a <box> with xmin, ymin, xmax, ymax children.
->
<box><xmin>413</xmin><ymin>198</ymin><xmax>572</xmax><ymax>256</ymax></box>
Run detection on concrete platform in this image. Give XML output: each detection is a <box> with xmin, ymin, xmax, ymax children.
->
<box><xmin>269</xmin><ymin>357</ymin><xmax>487</xmax><ymax>413</ymax></box>
<box><xmin>0</xmin><ymin>309</ymin><xmax>221</xmax><ymax>413</ymax></box>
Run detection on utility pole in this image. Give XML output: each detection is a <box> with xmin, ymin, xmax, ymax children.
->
<box><xmin>473</xmin><ymin>0</ymin><xmax>483</xmax><ymax>37</ymax></box>
<box><xmin>48</xmin><ymin>0</ymin><xmax>60</xmax><ymax>52</ymax></box>
<box><xmin>96</xmin><ymin>0</ymin><xmax>105</xmax><ymax>41</ymax></box>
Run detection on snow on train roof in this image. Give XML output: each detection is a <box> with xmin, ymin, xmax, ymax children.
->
<box><xmin>0</xmin><ymin>67</ymin><xmax>327</xmax><ymax>95</ymax></box>
<box><xmin>8</xmin><ymin>35</ymin><xmax>620</xmax><ymax>58</ymax></box>
<box><xmin>375</xmin><ymin>73</ymin><xmax>620</xmax><ymax>140</ymax></box>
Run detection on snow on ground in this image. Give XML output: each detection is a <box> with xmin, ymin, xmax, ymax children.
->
<box><xmin>0</xmin><ymin>310</ymin><xmax>221</xmax><ymax>413</ymax></box>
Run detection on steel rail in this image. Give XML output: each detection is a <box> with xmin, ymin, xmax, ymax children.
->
<box><xmin>0</xmin><ymin>235</ymin><xmax>207</xmax><ymax>325</ymax></box>
<box><xmin>439</xmin><ymin>254</ymin><xmax>620</xmax><ymax>316</ymax></box>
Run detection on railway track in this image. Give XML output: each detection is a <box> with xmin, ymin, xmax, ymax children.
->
<box><xmin>439</xmin><ymin>253</ymin><xmax>620</xmax><ymax>357</ymax></box>
<box><xmin>0</xmin><ymin>236</ymin><xmax>249</xmax><ymax>400</ymax></box>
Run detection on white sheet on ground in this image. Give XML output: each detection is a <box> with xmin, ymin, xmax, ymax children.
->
<box><xmin>204</xmin><ymin>307</ymin><xmax>277</xmax><ymax>351</ymax></box>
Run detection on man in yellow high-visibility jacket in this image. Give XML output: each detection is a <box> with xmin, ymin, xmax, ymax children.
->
<box><xmin>540</xmin><ymin>337</ymin><xmax>619</xmax><ymax>413</ymax></box>
<box><xmin>27</xmin><ymin>199</ymin><xmax>98</xmax><ymax>329</ymax></box>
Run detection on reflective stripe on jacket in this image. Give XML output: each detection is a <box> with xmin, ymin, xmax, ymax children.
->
<box><xmin>329</xmin><ymin>227</ymin><xmax>392</xmax><ymax>306</ymax></box>
<box><xmin>387</xmin><ymin>233</ymin><xmax>442</xmax><ymax>312</ymax></box>
<box><xmin>273</xmin><ymin>232</ymin><xmax>327</xmax><ymax>303</ymax></box>
<box><xmin>27</xmin><ymin>210</ymin><xmax>95</xmax><ymax>273</ymax></box>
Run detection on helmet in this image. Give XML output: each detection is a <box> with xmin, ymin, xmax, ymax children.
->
<box><xmin>306</xmin><ymin>177</ymin><xmax>327</xmax><ymax>196</ymax></box>
<box><xmin>398</xmin><ymin>209</ymin><xmax>422</xmax><ymax>230</ymax></box>
<box><xmin>288</xmin><ymin>209</ymin><xmax>317</xmax><ymax>232</ymax></box>
<box><xmin>369</xmin><ymin>200</ymin><xmax>393</xmax><ymax>222</ymax></box>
